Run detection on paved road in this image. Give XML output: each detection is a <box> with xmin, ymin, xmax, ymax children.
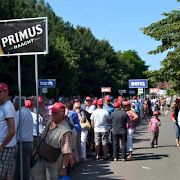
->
<box><xmin>69</xmin><ymin>112</ymin><xmax>180</xmax><ymax>180</ymax></box>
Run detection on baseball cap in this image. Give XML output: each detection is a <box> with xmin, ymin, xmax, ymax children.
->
<box><xmin>104</xmin><ymin>95</ymin><xmax>111</xmax><ymax>101</ymax></box>
<box><xmin>122</xmin><ymin>101</ymin><xmax>131</xmax><ymax>106</ymax></box>
<box><xmin>25</xmin><ymin>100</ymin><xmax>32</xmax><ymax>108</ymax></box>
<box><xmin>153</xmin><ymin>111</ymin><xmax>159</xmax><ymax>115</ymax></box>
<box><xmin>0</xmin><ymin>83</ymin><xmax>8</xmax><ymax>91</ymax></box>
<box><xmin>51</xmin><ymin>102</ymin><xmax>65</xmax><ymax>112</ymax></box>
<box><xmin>85</xmin><ymin>96</ymin><xmax>91</xmax><ymax>101</ymax></box>
<box><xmin>38</xmin><ymin>96</ymin><xmax>44</xmax><ymax>103</ymax></box>
<box><xmin>97</xmin><ymin>99</ymin><xmax>103</xmax><ymax>106</ymax></box>
<box><xmin>114</xmin><ymin>102</ymin><xmax>120</xmax><ymax>108</ymax></box>
<box><xmin>92</xmin><ymin>99</ymin><xmax>97</xmax><ymax>105</ymax></box>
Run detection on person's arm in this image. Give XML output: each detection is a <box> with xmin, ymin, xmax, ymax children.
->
<box><xmin>90</xmin><ymin>113</ymin><xmax>94</xmax><ymax>128</ymax></box>
<box><xmin>0</xmin><ymin>117</ymin><xmax>15</xmax><ymax>150</ymax></box>
<box><xmin>158</xmin><ymin>118</ymin><xmax>161</xmax><ymax>126</ymax></box>
<box><xmin>77</xmin><ymin>110</ymin><xmax>86</xmax><ymax>123</ymax></box>
<box><xmin>60</xmin><ymin>132</ymin><xmax>72</xmax><ymax>166</ymax></box>
<box><xmin>129</xmin><ymin>110</ymin><xmax>138</xmax><ymax>121</ymax></box>
<box><xmin>170</xmin><ymin>112</ymin><xmax>176</xmax><ymax>123</ymax></box>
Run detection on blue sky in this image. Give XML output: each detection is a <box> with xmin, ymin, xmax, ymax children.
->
<box><xmin>46</xmin><ymin>0</ymin><xmax>179</xmax><ymax>70</ymax></box>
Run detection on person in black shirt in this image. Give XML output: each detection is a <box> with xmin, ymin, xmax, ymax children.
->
<box><xmin>111</xmin><ymin>102</ymin><xmax>129</xmax><ymax>161</ymax></box>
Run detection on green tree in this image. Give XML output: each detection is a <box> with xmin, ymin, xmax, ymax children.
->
<box><xmin>142</xmin><ymin>1</ymin><xmax>180</xmax><ymax>91</ymax></box>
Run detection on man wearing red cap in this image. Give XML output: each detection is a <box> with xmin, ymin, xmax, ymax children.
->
<box><xmin>111</xmin><ymin>102</ymin><xmax>129</xmax><ymax>161</ymax></box>
<box><xmin>85</xmin><ymin>96</ymin><xmax>96</xmax><ymax>114</ymax></box>
<box><xmin>103</xmin><ymin>95</ymin><xmax>114</xmax><ymax>158</ymax></box>
<box><xmin>31</xmin><ymin>102</ymin><xmax>72</xmax><ymax>180</ymax></box>
<box><xmin>90</xmin><ymin>99</ymin><xmax>110</xmax><ymax>160</ymax></box>
<box><xmin>0</xmin><ymin>83</ymin><xmax>16</xmax><ymax>180</ymax></box>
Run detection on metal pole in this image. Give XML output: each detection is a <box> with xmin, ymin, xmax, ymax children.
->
<box><xmin>144</xmin><ymin>88</ymin><xmax>146</xmax><ymax>99</ymax></box>
<box><xmin>18</xmin><ymin>55</ymin><xmax>23</xmax><ymax>180</ymax></box>
<box><xmin>35</xmin><ymin>54</ymin><xmax>39</xmax><ymax>146</ymax></box>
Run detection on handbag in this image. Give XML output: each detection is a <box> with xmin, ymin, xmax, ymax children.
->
<box><xmin>37</xmin><ymin>121</ymin><xmax>61</xmax><ymax>163</ymax></box>
<box><xmin>80</xmin><ymin>119</ymin><xmax>91</xmax><ymax>130</ymax></box>
<box><xmin>38</xmin><ymin>141</ymin><xmax>61</xmax><ymax>163</ymax></box>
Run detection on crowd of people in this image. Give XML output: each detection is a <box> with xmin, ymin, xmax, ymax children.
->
<box><xmin>0</xmin><ymin>82</ymin><xmax>180</xmax><ymax>180</ymax></box>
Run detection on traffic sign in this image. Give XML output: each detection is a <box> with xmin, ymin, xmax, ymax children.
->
<box><xmin>128</xmin><ymin>79</ymin><xmax>148</xmax><ymax>88</ymax></box>
<box><xmin>38</xmin><ymin>79</ymin><xmax>56</xmax><ymax>88</ymax></box>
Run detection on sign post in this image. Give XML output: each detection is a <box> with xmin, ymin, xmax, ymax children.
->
<box><xmin>0</xmin><ymin>17</ymin><xmax>48</xmax><ymax>180</ymax></box>
<box><xmin>101</xmin><ymin>87</ymin><xmax>111</xmax><ymax>97</ymax></box>
<box><xmin>128</xmin><ymin>79</ymin><xmax>148</xmax><ymax>98</ymax></box>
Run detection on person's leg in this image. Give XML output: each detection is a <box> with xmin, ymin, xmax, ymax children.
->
<box><xmin>102</xmin><ymin>132</ymin><xmax>108</xmax><ymax>159</ymax></box>
<box><xmin>127</xmin><ymin>128</ymin><xmax>134</xmax><ymax>158</ymax></box>
<box><xmin>94</xmin><ymin>132</ymin><xmax>101</xmax><ymax>159</ymax></box>
<box><xmin>81</xmin><ymin>130</ymin><xmax>88</xmax><ymax>160</ymax></box>
<box><xmin>46</xmin><ymin>157</ymin><xmax>62</xmax><ymax>180</ymax></box>
<box><xmin>174</xmin><ymin>123</ymin><xmax>180</xmax><ymax>147</ymax></box>
<box><xmin>30</xmin><ymin>159</ymin><xmax>46</xmax><ymax>180</ymax></box>
<box><xmin>112</xmin><ymin>133</ymin><xmax>119</xmax><ymax>160</ymax></box>
<box><xmin>121</xmin><ymin>133</ymin><xmax>127</xmax><ymax>160</ymax></box>
<box><xmin>154</xmin><ymin>132</ymin><xmax>159</xmax><ymax>147</ymax></box>
<box><xmin>4</xmin><ymin>147</ymin><xmax>16</xmax><ymax>180</ymax></box>
<box><xmin>76</xmin><ymin>133</ymin><xmax>82</xmax><ymax>162</ymax></box>
<box><xmin>151</xmin><ymin>132</ymin><xmax>156</xmax><ymax>148</ymax></box>
<box><xmin>22</xmin><ymin>143</ymin><xmax>33</xmax><ymax>180</ymax></box>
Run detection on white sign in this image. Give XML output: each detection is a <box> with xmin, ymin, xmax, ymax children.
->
<box><xmin>101</xmin><ymin>87</ymin><xmax>111</xmax><ymax>92</ymax></box>
<box><xmin>149</xmin><ymin>88</ymin><xmax>159</xmax><ymax>94</ymax></box>
<box><xmin>42</xmin><ymin>88</ymin><xmax>47</xmax><ymax>93</ymax></box>
<box><xmin>138</xmin><ymin>88</ymin><xmax>143</xmax><ymax>94</ymax></box>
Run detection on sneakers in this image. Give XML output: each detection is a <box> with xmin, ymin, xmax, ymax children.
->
<box><xmin>122</xmin><ymin>159</ymin><xmax>126</xmax><ymax>162</ymax></box>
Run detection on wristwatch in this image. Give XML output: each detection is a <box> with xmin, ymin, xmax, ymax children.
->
<box><xmin>62</xmin><ymin>165</ymin><xmax>66</xmax><ymax>169</ymax></box>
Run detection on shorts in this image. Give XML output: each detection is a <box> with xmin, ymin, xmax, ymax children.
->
<box><xmin>94</xmin><ymin>132</ymin><xmax>108</xmax><ymax>145</ymax></box>
<box><xmin>0</xmin><ymin>146</ymin><xmax>15</xmax><ymax>178</ymax></box>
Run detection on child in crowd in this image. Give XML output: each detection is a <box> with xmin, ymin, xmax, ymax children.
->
<box><xmin>149</xmin><ymin>111</ymin><xmax>161</xmax><ymax>148</ymax></box>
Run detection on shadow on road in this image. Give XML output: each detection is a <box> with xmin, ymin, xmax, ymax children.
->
<box><xmin>69</xmin><ymin>159</ymin><xmax>125</xmax><ymax>180</ymax></box>
<box><xmin>131</xmin><ymin>152</ymin><xmax>169</xmax><ymax>161</ymax></box>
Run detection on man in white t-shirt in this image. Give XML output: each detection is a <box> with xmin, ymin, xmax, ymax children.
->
<box><xmin>85</xmin><ymin>96</ymin><xmax>96</xmax><ymax>114</ymax></box>
<box><xmin>0</xmin><ymin>83</ymin><xmax>16</xmax><ymax>180</ymax></box>
<box><xmin>90</xmin><ymin>99</ymin><xmax>110</xmax><ymax>160</ymax></box>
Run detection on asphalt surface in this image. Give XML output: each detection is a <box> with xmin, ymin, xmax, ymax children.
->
<box><xmin>69</xmin><ymin>112</ymin><xmax>180</xmax><ymax>180</ymax></box>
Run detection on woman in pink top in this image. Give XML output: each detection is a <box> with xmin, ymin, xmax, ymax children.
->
<box><xmin>149</xmin><ymin>111</ymin><xmax>161</xmax><ymax>148</ymax></box>
<box><xmin>123</xmin><ymin>101</ymin><xmax>138</xmax><ymax>159</ymax></box>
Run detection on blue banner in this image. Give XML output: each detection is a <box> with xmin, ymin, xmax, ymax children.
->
<box><xmin>128</xmin><ymin>79</ymin><xmax>148</xmax><ymax>88</ymax></box>
<box><xmin>38</xmin><ymin>79</ymin><xmax>56</xmax><ymax>88</ymax></box>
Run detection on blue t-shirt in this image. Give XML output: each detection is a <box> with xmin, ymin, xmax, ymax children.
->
<box><xmin>103</xmin><ymin>103</ymin><xmax>114</xmax><ymax>116</ymax></box>
<box><xmin>68</xmin><ymin>110</ymin><xmax>81</xmax><ymax>133</ymax></box>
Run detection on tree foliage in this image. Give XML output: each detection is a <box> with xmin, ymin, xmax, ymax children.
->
<box><xmin>142</xmin><ymin>1</ymin><xmax>180</xmax><ymax>91</ymax></box>
<box><xmin>0</xmin><ymin>0</ymin><xmax>148</xmax><ymax>97</ymax></box>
